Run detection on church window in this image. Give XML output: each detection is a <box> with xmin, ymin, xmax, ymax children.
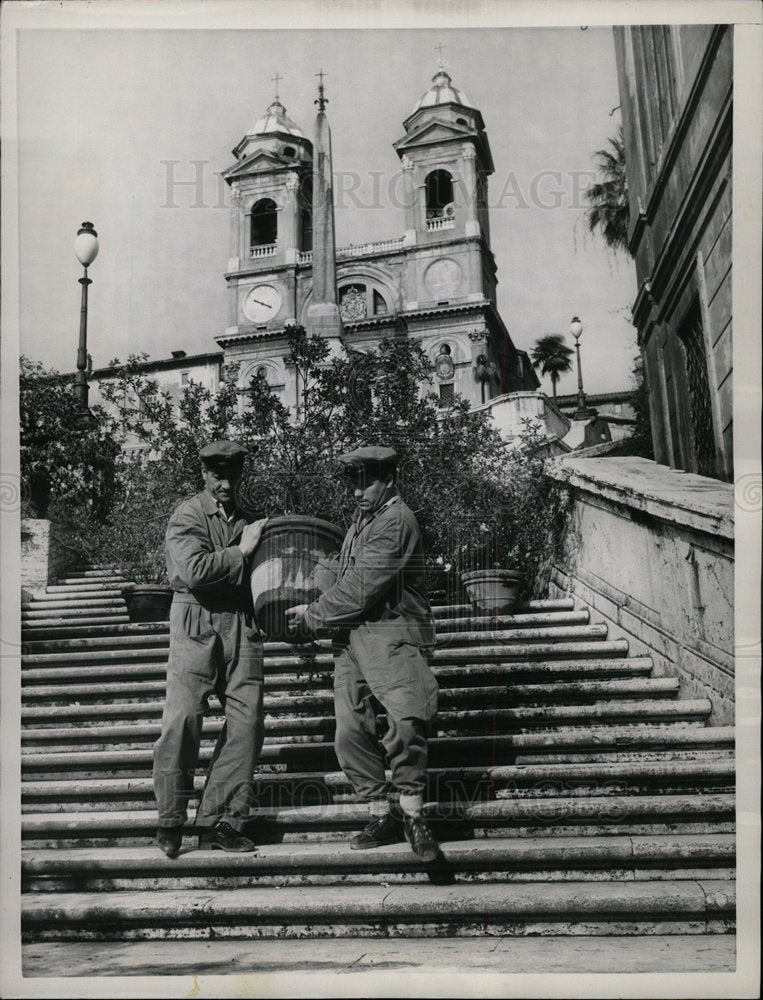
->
<box><xmin>425</xmin><ymin>170</ymin><xmax>454</xmax><ymax>219</ymax></box>
<box><xmin>255</xmin><ymin>366</ymin><xmax>268</xmax><ymax>381</ymax></box>
<box><xmin>373</xmin><ymin>290</ymin><xmax>388</xmax><ymax>316</ymax></box>
<box><xmin>250</xmin><ymin>199</ymin><xmax>277</xmax><ymax>248</ymax></box>
<box><xmin>438</xmin><ymin>383</ymin><xmax>455</xmax><ymax>407</ymax></box>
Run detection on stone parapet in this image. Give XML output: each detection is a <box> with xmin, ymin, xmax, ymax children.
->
<box><xmin>546</xmin><ymin>457</ymin><xmax>734</xmax><ymax>724</ymax></box>
<box><xmin>474</xmin><ymin>391</ymin><xmax>571</xmax><ymax>446</ymax></box>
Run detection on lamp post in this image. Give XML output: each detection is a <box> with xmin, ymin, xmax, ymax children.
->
<box><xmin>73</xmin><ymin>221</ymin><xmax>99</xmax><ymax>427</ymax></box>
<box><xmin>569</xmin><ymin>315</ymin><xmax>593</xmax><ymax>419</ymax></box>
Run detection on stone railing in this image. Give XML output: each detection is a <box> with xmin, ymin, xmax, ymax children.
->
<box><xmin>249</xmin><ymin>243</ymin><xmax>277</xmax><ymax>259</ymax></box>
<box><xmin>426</xmin><ymin>217</ymin><xmax>455</xmax><ymax>232</ymax></box>
<box><xmin>547</xmin><ymin>456</ymin><xmax>735</xmax><ymax>724</ymax></box>
<box><xmin>297</xmin><ymin>238</ymin><xmax>406</xmax><ymax>266</ymax></box>
<box><xmin>337</xmin><ymin>238</ymin><xmax>405</xmax><ymax>259</ymax></box>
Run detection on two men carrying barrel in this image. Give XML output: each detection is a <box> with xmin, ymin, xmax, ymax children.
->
<box><xmin>153</xmin><ymin>440</ymin><xmax>439</xmax><ymax>863</ymax></box>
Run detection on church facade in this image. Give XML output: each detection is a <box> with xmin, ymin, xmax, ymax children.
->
<box><xmin>217</xmin><ymin>68</ymin><xmax>539</xmax><ymax>413</ymax></box>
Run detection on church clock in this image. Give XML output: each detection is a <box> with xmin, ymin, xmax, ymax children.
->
<box><xmin>243</xmin><ymin>284</ymin><xmax>283</xmax><ymax>323</ymax></box>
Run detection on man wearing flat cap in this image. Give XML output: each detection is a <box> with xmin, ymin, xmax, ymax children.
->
<box><xmin>286</xmin><ymin>446</ymin><xmax>440</xmax><ymax>862</ymax></box>
<box><xmin>153</xmin><ymin>439</ymin><xmax>269</xmax><ymax>858</ymax></box>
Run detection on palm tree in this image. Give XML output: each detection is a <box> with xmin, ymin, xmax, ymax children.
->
<box><xmin>584</xmin><ymin>125</ymin><xmax>631</xmax><ymax>255</ymax></box>
<box><xmin>531</xmin><ymin>334</ymin><xmax>574</xmax><ymax>398</ymax></box>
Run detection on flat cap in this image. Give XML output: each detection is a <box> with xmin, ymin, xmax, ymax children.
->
<box><xmin>198</xmin><ymin>440</ymin><xmax>249</xmax><ymax>464</ymax></box>
<box><xmin>338</xmin><ymin>446</ymin><xmax>398</xmax><ymax>472</ymax></box>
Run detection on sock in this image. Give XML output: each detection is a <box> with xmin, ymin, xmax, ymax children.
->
<box><xmin>399</xmin><ymin>792</ymin><xmax>423</xmax><ymax>818</ymax></box>
<box><xmin>368</xmin><ymin>799</ymin><xmax>390</xmax><ymax>818</ymax></box>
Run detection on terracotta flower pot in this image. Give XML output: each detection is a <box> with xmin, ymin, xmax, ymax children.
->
<box><xmin>249</xmin><ymin>515</ymin><xmax>344</xmax><ymax>641</ymax></box>
<box><xmin>460</xmin><ymin>569</ymin><xmax>523</xmax><ymax>615</ymax></box>
<box><xmin>121</xmin><ymin>583</ymin><xmax>174</xmax><ymax>623</ymax></box>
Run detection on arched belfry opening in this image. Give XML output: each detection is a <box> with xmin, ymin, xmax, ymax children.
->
<box><xmin>425</xmin><ymin>169</ymin><xmax>454</xmax><ymax>219</ymax></box>
<box><xmin>250</xmin><ymin>198</ymin><xmax>278</xmax><ymax>249</ymax></box>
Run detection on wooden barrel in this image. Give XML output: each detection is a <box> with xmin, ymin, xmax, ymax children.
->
<box><xmin>250</xmin><ymin>515</ymin><xmax>344</xmax><ymax>640</ymax></box>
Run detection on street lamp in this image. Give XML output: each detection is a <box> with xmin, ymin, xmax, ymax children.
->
<box><xmin>569</xmin><ymin>315</ymin><xmax>594</xmax><ymax>419</ymax></box>
<box><xmin>73</xmin><ymin>221</ymin><xmax>99</xmax><ymax>426</ymax></box>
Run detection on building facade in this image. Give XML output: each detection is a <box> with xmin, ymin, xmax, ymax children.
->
<box><xmin>614</xmin><ymin>25</ymin><xmax>732</xmax><ymax>480</ymax></box>
<box><xmin>217</xmin><ymin>68</ymin><xmax>539</xmax><ymax>412</ymax></box>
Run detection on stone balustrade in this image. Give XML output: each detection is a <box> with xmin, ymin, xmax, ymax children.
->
<box><xmin>249</xmin><ymin>243</ymin><xmax>277</xmax><ymax>259</ymax></box>
<box><xmin>426</xmin><ymin>217</ymin><xmax>455</xmax><ymax>231</ymax></box>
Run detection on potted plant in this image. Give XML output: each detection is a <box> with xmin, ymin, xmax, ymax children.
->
<box><xmin>85</xmin><ymin>497</ymin><xmax>176</xmax><ymax>623</ymax></box>
<box><xmin>60</xmin><ymin>458</ymin><xmax>188</xmax><ymax>623</ymax></box>
<box><xmin>450</xmin><ymin>420</ymin><xmax>570</xmax><ymax>615</ymax></box>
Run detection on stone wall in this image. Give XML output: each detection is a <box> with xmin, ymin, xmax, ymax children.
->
<box><xmin>547</xmin><ymin>456</ymin><xmax>734</xmax><ymax>724</ymax></box>
<box><xmin>20</xmin><ymin>519</ymin><xmax>79</xmax><ymax>598</ymax></box>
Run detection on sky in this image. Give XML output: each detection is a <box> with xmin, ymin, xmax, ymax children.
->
<box><xmin>14</xmin><ymin>19</ymin><xmax>638</xmax><ymax>397</ymax></box>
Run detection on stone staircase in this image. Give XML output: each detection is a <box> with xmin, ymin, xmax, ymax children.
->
<box><xmin>20</xmin><ymin>567</ymin><xmax>736</xmax><ymax>943</ymax></box>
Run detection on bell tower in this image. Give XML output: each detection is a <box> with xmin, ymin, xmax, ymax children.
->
<box><xmin>221</xmin><ymin>95</ymin><xmax>312</xmax><ymax>337</ymax></box>
<box><xmin>394</xmin><ymin>65</ymin><xmax>496</xmax><ymax>309</ymax></box>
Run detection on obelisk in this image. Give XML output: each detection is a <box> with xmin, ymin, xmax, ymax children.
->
<box><xmin>306</xmin><ymin>71</ymin><xmax>343</xmax><ymax>350</ymax></box>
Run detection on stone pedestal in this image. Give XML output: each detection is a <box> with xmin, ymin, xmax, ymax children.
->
<box><xmin>21</xmin><ymin>519</ymin><xmax>79</xmax><ymax>598</ymax></box>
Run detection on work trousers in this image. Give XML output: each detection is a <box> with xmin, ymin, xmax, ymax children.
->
<box><xmin>333</xmin><ymin>623</ymin><xmax>438</xmax><ymax>803</ymax></box>
<box><xmin>153</xmin><ymin>600</ymin><xmax>265</xmax><ymax>831</ymax></box>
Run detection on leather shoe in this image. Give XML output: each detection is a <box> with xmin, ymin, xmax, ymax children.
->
<box><xmin>198</xmin><ymin>820</ymin><xmax>257</xmax><ymax>853</ymax></box>
<box><xmin>350</xmin><ymin>812</ymin><xmax>404</xmax><ymax>850</ymax></box>
<box><xmin>156</xmin><ymin>825</ymin><xmax>183</xmax><ymax>859</ymax></box>
<box><xmin>404</xmin><ymin>814</ymin><xmax>439</xmax><ymax>863</ymax></box>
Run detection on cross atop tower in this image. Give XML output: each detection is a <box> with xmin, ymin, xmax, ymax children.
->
<box><xmin>315</xmin><ymin>69</ymin><xmax>329</xmax><ymax>111</ymax></box>
<box><xmin>435</xmin><ymin>42</ymin><xmax>445</xmax><ymax>68</ymax></box>
<box><xmin>271</xmin><ymin>72</ymin><xmax>282</xmax><ymax>100</ymax></box>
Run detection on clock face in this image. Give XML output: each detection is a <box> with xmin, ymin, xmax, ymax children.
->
<box><xmin>243</xmin><ymin>284</ymin><xmax>282</xmax><ymax>323</ymax></box>
<box><xmin>424</xmin><ymin>258</ymin><xmax>463</xmax><ymax>300</ymax></box>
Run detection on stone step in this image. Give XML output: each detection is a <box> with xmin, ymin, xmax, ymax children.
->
<box><xmin>20</xmin><ymin>725</ymin><xmax>734</xmax><ymax>775</ymax></box>
<box><xmin>20</xmin><ymin>759</ymin><xmax>736</xmax><ymax>813</ymax></box>
<box><xmin>23</xmin><ymin>633</ymin><xmax>171</xmax><ymax>655</ymax></box>
<box><xmin>20</xmin><ymin>620</ymin><xmax>602</xmax><ymax>653</ymax></box>
<box><xmin>41</xmin><ymin>582</ymin><xmax>127</xmax><ymax>594</ymax></box>
<box><xmin>21</xmin><ymin>878</ymin><xmax>735</xmax><ymax>939</ymax></box>
<box><xmin>55</xmin><ymin>575</ymin><xmax>129</xmax><ymax>586</ymax></box>
<box><xmin>22</xmin><ymin>616</ymin><xmax>132</xmax><ymax>632</ymax></box>
<box><xmin>22</xmin><ymin>597</ymin><xmax>127</xmax><ymax>612</ymax></box>
<box><xmin>22</xmin><ymin>605</ymin><xmax>129</xmax><ymax>621</ymax></box>
<box><xmin>433</xmin><ymin>610</ymin><xmax>590</xmax><ymax>631</ymax></box>
<box><xmin>434</xmin><ymin>624</ymin><xmax>609</xmax><ymax>647</ymax></box>
<box><xmin>21</xmin><ymin>699</ymin><xmax>712</xmax><ymax>747</ymax></box>
<box><xmin>20</xmin><ymin>656</ymin><xmax>656</xmax><ymax>691</ymax></box>
<box><xmin>20</xmin><ymin>678</ymin><xmax>682</xmax><ymax>723</ymax></box>
<box><xmin>20</xmin><ymin>792</ymin><xmax>737</xmax><ymax>840</ymax></box>
<box><xmin>22</xmin><ymin>622</ymin><xmax>171</xmax><ymax>642</ymax></box>
<box><xmin>20</xmin><ymin>638</ymin><xmax>631</xmax><ymax>669</ymax></box>
<box><xmin>21</xmin><ymin>833</ymin><xmax>736</xmax><ymax>891</ymax></box>
<box><xmin>20</xmin><ymin>609</ymin><xmax>591</xmax><ymax>643</ymax></box>
<box><xmin>437</xmin><ymin>599</ymin><xmax>576</xmax><ymax>617</ymax></box>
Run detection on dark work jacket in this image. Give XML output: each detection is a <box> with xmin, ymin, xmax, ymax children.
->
<box><xmin>302</xmin><ymin>489</ymin><xmax>435</xmax><ymax>647</ymax></box>
<box><xmin>165</xmin><ymin>490</ymin><xmax>252</xmax><ymax>611</ymax></box>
